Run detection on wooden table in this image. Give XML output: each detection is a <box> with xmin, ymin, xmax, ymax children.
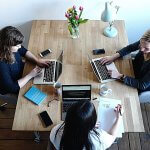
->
<box><xmin>12</xmin><ymin>20</ymin><xmax>144</xmax><ymax>132</ymax></box>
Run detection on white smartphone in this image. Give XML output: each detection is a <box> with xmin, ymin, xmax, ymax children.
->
<box><xmin>39</xmin><ymin>49</ymin><xmax>52</xmax><ymax>57</ymax></box>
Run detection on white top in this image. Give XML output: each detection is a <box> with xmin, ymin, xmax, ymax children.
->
<box><xmin>50</xmin><ymin>123</ymin><xmax>115</xmax><ymax>150</ymax></box>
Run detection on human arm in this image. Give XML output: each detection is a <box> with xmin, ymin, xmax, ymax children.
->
<box><xmin>108</xmin><ymin>104</ymin><xmax>122</xmax><ymax>136</ymax></box>
<box><xmin>108</xmin><ymin>70</ymin><xmax>150</xmax><ymax>91</ymax></box>
<box><xmin>95</xmin><ymin>105</ymin><xmax>122</xmax><ymax>150</ymax></box>
<box><xmin>25</xmin><ymin>51</ymin><xmax>50</xmax><ymax>67</ymax></box>
<box><xmin>117</xmin><ymin>41</ymin><xmax>140</xmax><ymax>57</ymax></box>
<box><xmin>18</xmin><ymin>67</ymin><xmax>42</xmax><ymax>88</ymax></box>
<box><xmin>100</xmin><ymin>41</ymin><xmax>140</xmax><ymax>65</ymax></box>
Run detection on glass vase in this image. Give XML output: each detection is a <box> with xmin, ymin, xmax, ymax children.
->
<box><xmin>68</xmin><ymin>25</ymin><xmax>79</xmax><ymax>39</ymax></box>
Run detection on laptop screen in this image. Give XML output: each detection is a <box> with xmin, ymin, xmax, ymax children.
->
<box><xmin>62</xmin><ymin>85</ymin><xmax>91</xmax><ymax>100</ymax></box>
<box><xmin>54</xmin><ymin>51</ymin><xmax>63</xmax><ymax>82</ymax></box>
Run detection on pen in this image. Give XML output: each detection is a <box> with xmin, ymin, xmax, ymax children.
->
<box><xmin>92</xmin><ymin>98</ymin><xmax>97</xmax><ymax>100</ymax></box>
<box><xmin>119</xmin><ymin>108</ymin><xmax>122</xmax><ymax>116</ymax></box>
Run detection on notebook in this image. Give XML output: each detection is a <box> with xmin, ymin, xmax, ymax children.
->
<box><xmin>24</xmin><ymin>86</ymin><xmax>47</xmax><ymax>105</ymax></box>
<box><xmin>96</xmin><ymin>97</ymin><xmax>124</xmax><ymax>138</ymax></box>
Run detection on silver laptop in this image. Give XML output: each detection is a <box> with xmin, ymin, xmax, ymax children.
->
<box><xmin>33</xmin><ymin>51</ymin><xmax>63</xmax><ymax>84</ymax></box>
<box><xmin>61</xmin><ymin>85</ymin><xmax>91</xmax><ymax>121</ymax></box>
<box><xmin>88</xmin><ymin>55</ymin><xmax>118</xmax><ymax>83</ymax></box>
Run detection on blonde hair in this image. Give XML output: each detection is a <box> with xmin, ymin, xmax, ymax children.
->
<box><xmin>141</xmin><ymin>29</ymin><xmax>150</xmax><ymax>42</ymax></box>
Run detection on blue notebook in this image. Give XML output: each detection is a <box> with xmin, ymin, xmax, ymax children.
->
<box><xmin>24</xmin><ymin>86</ymin><xmax>47</xmax><ymax>105</ymax></box>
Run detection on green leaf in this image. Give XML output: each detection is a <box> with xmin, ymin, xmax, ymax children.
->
<box><xmin>78</xmin><ymin>19</ymin><xmax>88</xmax><ymax>24</ymax></box>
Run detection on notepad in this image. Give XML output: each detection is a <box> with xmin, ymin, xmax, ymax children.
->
<box><xmin>24</xmin><ymin>86</ymin><xmax>47</xmax><ymax>105</ymax></box>
<box><xmin>97</xmin><ymin>97</ymin><xmax>124</xmax><ymax>138</ymax></box>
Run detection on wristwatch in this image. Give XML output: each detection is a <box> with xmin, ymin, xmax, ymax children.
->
<box><xmin>120</xmin><ymin>74</ymin><xmax>125</xmax><ymax>82</ymax></box>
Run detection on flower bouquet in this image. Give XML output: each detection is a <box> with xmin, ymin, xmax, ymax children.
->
<box><xmin>65</xmin><ymin>5</ymin><xmax>88</xmax><ymax>38</ymax></box>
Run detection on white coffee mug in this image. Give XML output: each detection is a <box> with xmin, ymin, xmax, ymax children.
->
<box><xmin>53</xmin><ymin>82</ymin><xmax>62</xmax><ymax>95</ymax></box>
<box><xmin>99</xmin><ymin>84</ymin><xmax>112</xmax><ymax>96</ymax></box>
<box><xmin>54</xmin><ymin>82</ymin><xmax>62</xmax><ymax>89</ymax></box>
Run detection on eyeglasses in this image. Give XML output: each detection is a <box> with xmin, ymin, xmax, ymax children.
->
<box><xmin>47</xmin><ymin>98</ymin><xmax>59</xmax><ymax>107</ymax></box>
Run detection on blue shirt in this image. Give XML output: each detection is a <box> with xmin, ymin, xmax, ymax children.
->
<box><xmin>0</xmin><ymin>46</ymin><xmax>27</xmax><ymax>94</ymax></box>
<box><xmin>117</xmin><ymin>41</ymin><xmax>150</xmax><ymax>93</ymax></box>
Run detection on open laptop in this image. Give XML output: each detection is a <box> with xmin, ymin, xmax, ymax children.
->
<box><xmin>33</xmin><ymin>51</ymin><xmax>63</xmax><ymax>84</ymax></box>
<box><xmin>61</xmin><ymin>85</ymin><xmax>91</xmax><ymax>121</ymax></box>
<box><xmin>88</xmin><ymin>55</ymin><xmax>118</xmax><ymax>83</ymax></box>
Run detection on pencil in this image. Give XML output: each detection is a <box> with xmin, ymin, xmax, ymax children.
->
<box><xmin>119</xmin><ymin>108</ymin><xmax>122</xmax><ymax>116</ymax></box>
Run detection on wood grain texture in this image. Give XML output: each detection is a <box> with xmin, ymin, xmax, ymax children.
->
<box><xmin>12</xmin><ymin>20</ymin><xmax>144</xmax><ymax>132</ymax></box>
<box><xmin>129</xmin><ymin>133</ymin><xmax>141</xmax><ymax>150</ymax></box>
<box><xmin>0</xmin><ymin>129</ymin><xmax>49</xmax><ymax>140</ymax></box>
<box><xmin>117</xmin><ymin>133</ymin><xmax>130</xmax><ymax>150</ymax></box>
<box><xmin>0</xmin><ymin>119</ymin><xmax>13</xmax><ymax>129</ymax></box>
<box><xmin>0</xmin><ymin>140</ymin><xmax>48</xmax><ymax>150</ymax></box>
<box><xmin>141</xmin><ymin>104</ymin><xmax>150</xmax><ymax>132</ymax></box>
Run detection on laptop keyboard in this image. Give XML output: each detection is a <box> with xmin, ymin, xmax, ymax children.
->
<box><xmin>91</xmin><ymin>62</ymin><xmax>101</xmax><ymax>81</ymax></box>
<box><xmin>43</xmin><ymin>61</ymin><xmax>55</xmax><ymax>82</ymax></box>
<box><xmin>94</xmin><ymin>60</ymin><xmax>111</xmax><ymax>80</ymax></box>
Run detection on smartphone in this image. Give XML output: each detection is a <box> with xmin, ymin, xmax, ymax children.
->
<box><xmin>93</xmin><ymin>49</ymin><xmax>105</xmax><ymax>55</ymax></box>
<box><xmin>39</xmin><ymin>111</ymin><xmax>53</xmax><ymax>127</ymax></box>
<box><xmin>39</xmin><ymin>49</ymin><xmax>52</xmax><ymax>57</ymax></box>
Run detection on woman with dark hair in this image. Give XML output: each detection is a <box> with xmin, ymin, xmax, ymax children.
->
<box><xmin>50</xmin><ymin>100</ymin><xmax>122</xmax><ymax>150</ymax></box>
<box><xmin>0</xmin><ymin>26</ymin><xmax>50</xmax><ymax>104</ymax></box>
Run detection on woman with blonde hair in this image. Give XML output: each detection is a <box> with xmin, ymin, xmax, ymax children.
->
<box><xmin>100</xmin><ymin>29</ymin><xmax>150</xmax><ymax>102</ymax></box>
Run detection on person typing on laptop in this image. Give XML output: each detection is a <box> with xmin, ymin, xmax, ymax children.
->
<box><xmin>49</xmin><ymin>100</ymin><xmax>123</xmax><ymax>150</ymax></box>
<box><xmin>0</xmin><ymin>26</ymin><xmax>50</xmax><ymax>104</ymax></box>
<box><xmin>100</xmin><ymin>29</ymin><xmax>150</xmax><ymax>102</ymax></box>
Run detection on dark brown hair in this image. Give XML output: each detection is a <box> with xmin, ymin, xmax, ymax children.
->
<box><xmin>0</xmin><ymin>26</ymin><xmax>24</xmax><ymax>63</ymax></box>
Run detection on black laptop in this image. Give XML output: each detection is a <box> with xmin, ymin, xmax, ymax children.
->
<box><xmin>61</xmin><ymin>84</ymin><xmax>91</xmax><ymax>121</ymax></box>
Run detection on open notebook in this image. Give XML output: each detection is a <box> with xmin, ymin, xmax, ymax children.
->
<box><xmin>97</xmin><ymin>97</ymin><xmax>124</xmax><ymax>138</ymax></box>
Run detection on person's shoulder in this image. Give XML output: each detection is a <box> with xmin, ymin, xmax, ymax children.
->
<box><xmin>0</xmin><ymin>61</ymin><xmax>7</xmax><ymax>67</ymax></box>
<box><xmin>90</xmin><ymin>129</ymin><xmax>115</xmax><ymax>150</ymax></box>
<box><xmin>0</xmin><ymin>61</ymin><xmax>9</xmax><ymax>73</ymax></box>
<box><xmin>50</xmin><ymin>123</ymin><xmax>64</xmax><ymax>139</ymax></box>
<box><xmin>50</xmin><ymin>123</ymin><xmax>64</xmax><ymax>150</ymax></box>
<box><xmin>18</xmin><ymin>46</ymin><xmax>28</xmax><ymax>56</ymax></box>
<box><xmin>130</xmin><ymin>40</ymin><xmax>140</xmax><ymax>46</ymax></box>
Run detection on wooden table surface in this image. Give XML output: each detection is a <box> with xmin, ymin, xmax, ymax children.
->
<box><xmin>12</xmin><ymin>20</ymin><xmax>144</xmax><ymax>132</ymax></box>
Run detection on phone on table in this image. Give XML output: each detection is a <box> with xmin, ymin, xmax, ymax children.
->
<box><xmin>39</xmin><ymin>49</ymin><xmax>52</xmax><ymax>57</ymax></box>
<box><xmin>93</xmin><ymin>49</ymin><xmax>105</xmax><ymax>55</ymax></box>
<box><xmin>39</xmin><ymin>111</ymin><xmax>53</xmax><ymax>127</ymax></box>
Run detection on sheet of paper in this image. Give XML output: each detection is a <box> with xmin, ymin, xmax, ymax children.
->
<box><xmin>97</xmin><ymin>97</ymin><xmax>124</xmax><ymax>138</ymax></box>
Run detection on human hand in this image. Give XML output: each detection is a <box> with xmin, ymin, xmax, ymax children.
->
<box><xmin>36</xmin><ymin>59</ymin><xmax>51</xmax><ymax>68</ymax></box>
<box><xmin>95</xmin><ymin>121</ymin><xmax>101</xmax><ymax>129</ymax></box>
<box><xmin>29</xmin><ymin>66</ymin><xmax>42</xmax><ymax>78</ymax></box>
<box><xmin>100</xmin><ymin>56</ymin><xmax>115</xmax><ymax>65</ymax></box>
<box><xmin>108</xmin><ymin>70</ymin><xmax>123</xmax><ymax>79</ymax></box>
<box><xmin>114</xmin><ymin>104</ymin><xmax>123</xmax><ymax>119</ymax></box>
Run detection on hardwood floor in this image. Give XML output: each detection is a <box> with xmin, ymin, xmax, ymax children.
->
<box><xmin>0</xmin><ymin>101</ymin><xmax>150</xmax><ymax>150</ymax></box>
